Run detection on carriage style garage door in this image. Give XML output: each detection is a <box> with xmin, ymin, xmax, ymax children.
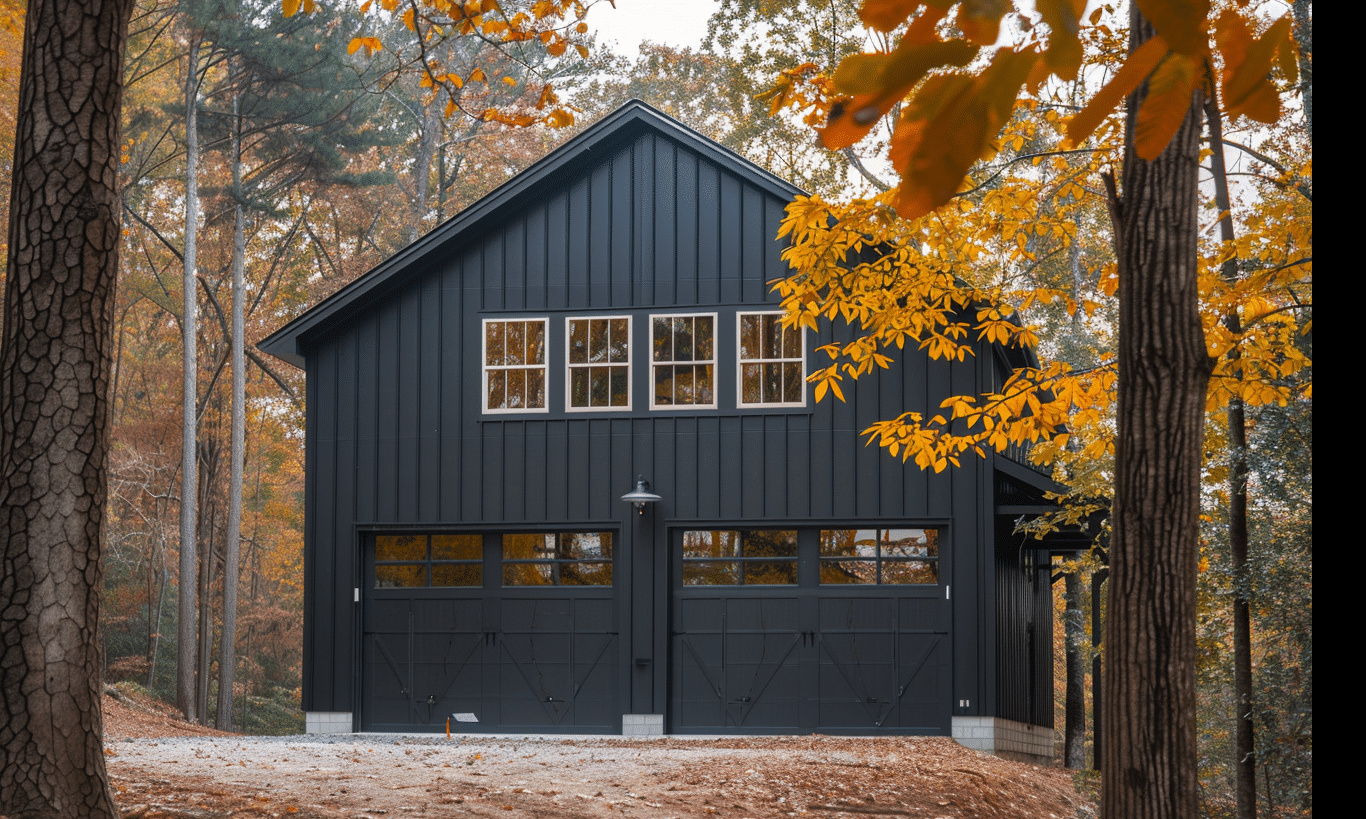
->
<box><xmin>670</xmin><ymin>528</ymin><xmax>951</xmax><ymax>735</ymax></box>
<box><xmin>361</xmin><ymin>532</ymin><xmax>619</xmax><ymax>733</ymax></box>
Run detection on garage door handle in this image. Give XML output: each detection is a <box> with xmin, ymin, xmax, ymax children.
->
<box><xmin>731</xmin><ymin>696</ymin><xmax>751</xmax><ymax>703</ymax></box>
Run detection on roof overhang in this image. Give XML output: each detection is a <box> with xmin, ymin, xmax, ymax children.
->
<box><xmin>994</xmin><ymin>454</ymin><xmax>1065</xmax><ymax>505</ymax></box>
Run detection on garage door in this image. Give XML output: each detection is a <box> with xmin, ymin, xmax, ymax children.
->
<box><xmin>670</xmin><ymin>528</ymin><xmax>950</xmax><ymax>735</ymax></box>
<box><xmin>362</xmin><ymin>532</ymin><xmax>619</xmax><ymax>732</ymax></box>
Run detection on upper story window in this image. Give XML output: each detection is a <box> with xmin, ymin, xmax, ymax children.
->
<box><xmin>651</xmin><ymin>313</ymin><xmax>716</xmax><ymax>409</ymax></box>
<box><xmin>738</xmin><ymin>312</ymin><xmax>805</xmax><ymax>407</ymax></box>
<box><xmin>567</xmin><ymin>316</ymin><xmax>631</xmax><ymax>410</ymax></box>
<box><xmin>484</xmin><ymin>318</ymin><xmax>547</xmax><ymax>413</ymax></box>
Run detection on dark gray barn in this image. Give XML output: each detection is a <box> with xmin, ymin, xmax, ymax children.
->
<box><xmin>260</xmin><ymin>101</ymin><xmax>1060</xmax><ymax>758</ymax></box>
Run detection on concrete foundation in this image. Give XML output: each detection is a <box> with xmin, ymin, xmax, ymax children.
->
<box><xmin>621</xmin><ymin>714</ymin><xmax>664</xmax><ymax>737</ymax></box>
<box><xmin>305</xmin><ymin>711</ymin><xmax>354</xmax><ymax>734</ymax></box>
<box><xmin>952</xmin><ymin>716</ymin><xmax>1054</xmax><ymax>764</ymax></box>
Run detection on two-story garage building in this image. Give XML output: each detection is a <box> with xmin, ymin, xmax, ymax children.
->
<box><xmin>260</xmin><ymin>100</ymin><xmax>1061</xmax><ymax>759</ymax></box>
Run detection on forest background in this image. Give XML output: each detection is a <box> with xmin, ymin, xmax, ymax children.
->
<box><xmin>0</xmin><ymin>0</ymin><xmax>1309</xmax><ymax>817</ymax></box>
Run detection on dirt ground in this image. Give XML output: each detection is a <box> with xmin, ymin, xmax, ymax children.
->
<box><xmin>99</xmin><ymin>692</ymin><xmax>1097</xmax><ymax>819</ymax></box>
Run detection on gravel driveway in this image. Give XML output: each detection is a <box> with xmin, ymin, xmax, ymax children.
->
<box><xmin>106</xmin><ymin>733</ymin><xmax>1093</xmax><ymax>819</ymax></box>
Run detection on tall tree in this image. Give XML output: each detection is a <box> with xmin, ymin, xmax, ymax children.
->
<box><xmin>188</xmin><ymin>0</ymin><xmax>391</xmax><ymax>725</ymax></box>
<box><xmin>1206</xmin><ymin>94</ymin><xmax>1255</xmax><ymax>819</ymax></box>
<box><xmin>1101</xmin><ymin>11</ymin><xmax>1208</xmax><ymax>813</ymax></box>
<box><xmin>218</xmin><ymin>79</ymin><xmax>246</xmax><ymax>731</ymax></box>
<box><xmin>177</xmin><ymin>28</ymin><xmax>202</xmax><ymax>723</ymax></box>
<box><xmin>0</xmin><ymin>0</ymin><xmax>134</xmax><ymax>815</ymax></box>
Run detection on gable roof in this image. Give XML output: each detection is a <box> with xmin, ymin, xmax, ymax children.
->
<box><xmin>258</xmin><ymin>100</ymin><xmax>806</xmax><ymax>369</ymax></box>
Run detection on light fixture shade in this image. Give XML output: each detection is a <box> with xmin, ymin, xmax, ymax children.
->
<box><xmin>621</xmin><ymin>476</ymin><xmax>662</xmax><ymax>514</ymax></box>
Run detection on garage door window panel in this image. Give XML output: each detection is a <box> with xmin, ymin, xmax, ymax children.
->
<box><xmin>503</xmin><ymin>532</ymin><xmax>614</xmax><ymax>586</ymax></box>
<box><xmin>681</xmin><ymin>529</ymin><xmax>797</xmax><ymax>585</ymax></box>
<box><xmin>374</xmin><ymin>534</ymin><xmax>483</xmax><ymax>588</ymax></box>
<box><xmin>820</xmin><ymin>528</ymin><xmax>939</xmax><ymax>585</ymax></box>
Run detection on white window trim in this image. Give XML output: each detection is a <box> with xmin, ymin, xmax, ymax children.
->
<box><xmin>649</xmin><ymin>312</ymin><xmax>719</xmax><ymax>411</ymax></box>
<box><xmin>482</xmin><ymin>317</ymin><xmax>550</xmax><ymax>415</ymax></box>
<box><xmin>736</xmin><ymin>311</ymin><xmax>807</xmax><ymax>408</ymax></box>
<box><xmin>564</xmin><ymin>315</ymin><xmax>633</xmax><ymax>412</ymax></box>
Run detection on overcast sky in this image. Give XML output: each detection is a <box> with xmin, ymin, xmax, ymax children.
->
<box><xmin>586</xmin><ymin>0</ymin><xmax>717</xmax><ymax>54</ymax></box>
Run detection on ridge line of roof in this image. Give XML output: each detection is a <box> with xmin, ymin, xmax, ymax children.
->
<box><xmin>258</xmin><ymin>100</ymin><xmax>805</xmax><ymax>367</ymax></box>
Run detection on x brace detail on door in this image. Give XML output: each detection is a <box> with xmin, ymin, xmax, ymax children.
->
<box><xmin>501</xmin><ymin>631</ymin><xmax>619</xmax><ymax>725</ymax></box>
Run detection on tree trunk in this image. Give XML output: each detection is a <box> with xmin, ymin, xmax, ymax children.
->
<box><xmin>1100</xmin><ymin>8</ymin><xmax>1212</xmax><ymax>819</ymax></box>
<box><xmin>0</xmin><ymin>0</ymin><xmax>134</xmax><ymax>813</ymax></box>
<box><xmin>196</xmin><ymin>432</ymin><xmax>218</xmax><ymax>721</ymax></box>
<box><xmin>406</xmin><ymin>99</ymin><xmax>442</xmax><ymax>245</ymax></box>
<box><xmin>178</xmin><ymin>31</ymin><xmax>202</xmax><ymax>724</ymax></box>
<box><xmin>1205</xmin><ymin>95</ymin><xmax>1257</xmax><ymax>819</ymax></box>
<box><xmin>218</xmin><ymin>84</ymin><xmax>246</xmax><ymax>731</ymax></box>
<box><xmin>1064</xmin><ymin>569</ymin><xmax>1087</xmax><ymax>769</ymax></box>
<box><xmin>147</xmin><ymin>534</ymin><xmax>167</xmax><ymax>690</ymax></box>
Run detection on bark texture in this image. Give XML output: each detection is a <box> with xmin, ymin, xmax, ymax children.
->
<box><xmin>1101</xmin><ymin>9</ymin><xmax>1212</xmax><ymax>819</ymax></box>
<box><xmin>0</xmin><ymin>0</ymin><xmax>134</xmax><ymax>813</ymax></box>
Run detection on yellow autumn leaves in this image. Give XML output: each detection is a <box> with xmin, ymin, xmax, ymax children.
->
<box><xmin>1065</xmin><ymin>11</ymin><xmax>1298</xmax><ymax>161</ymax></box>
<box><xmin>773</xmin><ymin>1</ymin><xmax>1300</xmax><ymax>220</ymax></box>
<box><xmin>766</xmin><ymin>1</ymin><xmax>1308</xmax><ymax>480</ymax></box>
<box><xmin>290</xmin><ymin>0</ymin><xmax>593</xmax><ymax>130</ymax></box>
<box><xmin>859</xmin><ymin>358</ymin><xmax>1106</xmax><ymax>473</ymax></box>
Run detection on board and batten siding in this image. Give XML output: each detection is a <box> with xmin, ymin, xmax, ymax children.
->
<box><xmin>299</xmin><ymin>129</ymin><xmax>996</xmax><ymax>720</ymax></box>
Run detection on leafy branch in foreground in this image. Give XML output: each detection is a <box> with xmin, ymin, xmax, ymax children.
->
<box><xmin>292</xmin><ymin>0</ymin><xmax>602</xmax><ymax>128</ymax></box>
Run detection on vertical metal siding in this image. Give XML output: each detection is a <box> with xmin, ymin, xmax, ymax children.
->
<box><xmin>993</xmin><ymin>518</ymin><xmax>1053</xmax><ymax>728</ymax></box>
<box><xmin>418</xmin><ymin>273</ymin><xmax>442</xmax><ymax>521</ymax></box>
<box><xmin>300</xmin><ymin>343</ymin><xmax>320</xmax><ymax>712</ymax></box>
<box><xmin>438</xmin><ymin>272</ymin><xmax>463</xmax><ymax>520</ymax></box>
<box><xmin>300</xmin><ymin>130</ymin><xmax>993</xmax><ymax>715</ymax></box>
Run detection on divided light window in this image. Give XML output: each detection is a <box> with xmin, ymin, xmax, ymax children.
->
<box><xmin>483</xmin><ymin>318</ymin><xmax>547</xmax><ymax>413</ymax></box>
<box><xmin>567</xmin><ymin>316</ymin><xmax>630</xmax><ymax>410</ymax></box>
<box><xmin>503</xmin><ymin>532</ymin><xmax>613</xmax><ymax>586</ymax></box>
<box><xmin>681</xmin><ymin>529</ymin><xmax>798</xmax><ymax>585</ymax></box>
<box><xmin>373</xmin><ymin>534</ymin><xmax>482</xmax><ymax>588</ymax></box>
<box><xmin>819</xmin><ymin>528</ymin><xmax>939</xmax><ymax>585</ymax></box>
<box><xmin>737</xmin><ymin>312</ymin><xmax>805</xmax><ymax>407</ymax></box>
<box><xmin>651</xmin><ymin>313</ymin><xmax>716</xmax><ymax>409</ymax></box>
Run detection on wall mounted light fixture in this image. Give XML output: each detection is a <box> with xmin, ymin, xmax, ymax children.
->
<box><xmin>620</xmin><ymin>476</ymin><xmax>662</xmax><ymax>515</ymax></box>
